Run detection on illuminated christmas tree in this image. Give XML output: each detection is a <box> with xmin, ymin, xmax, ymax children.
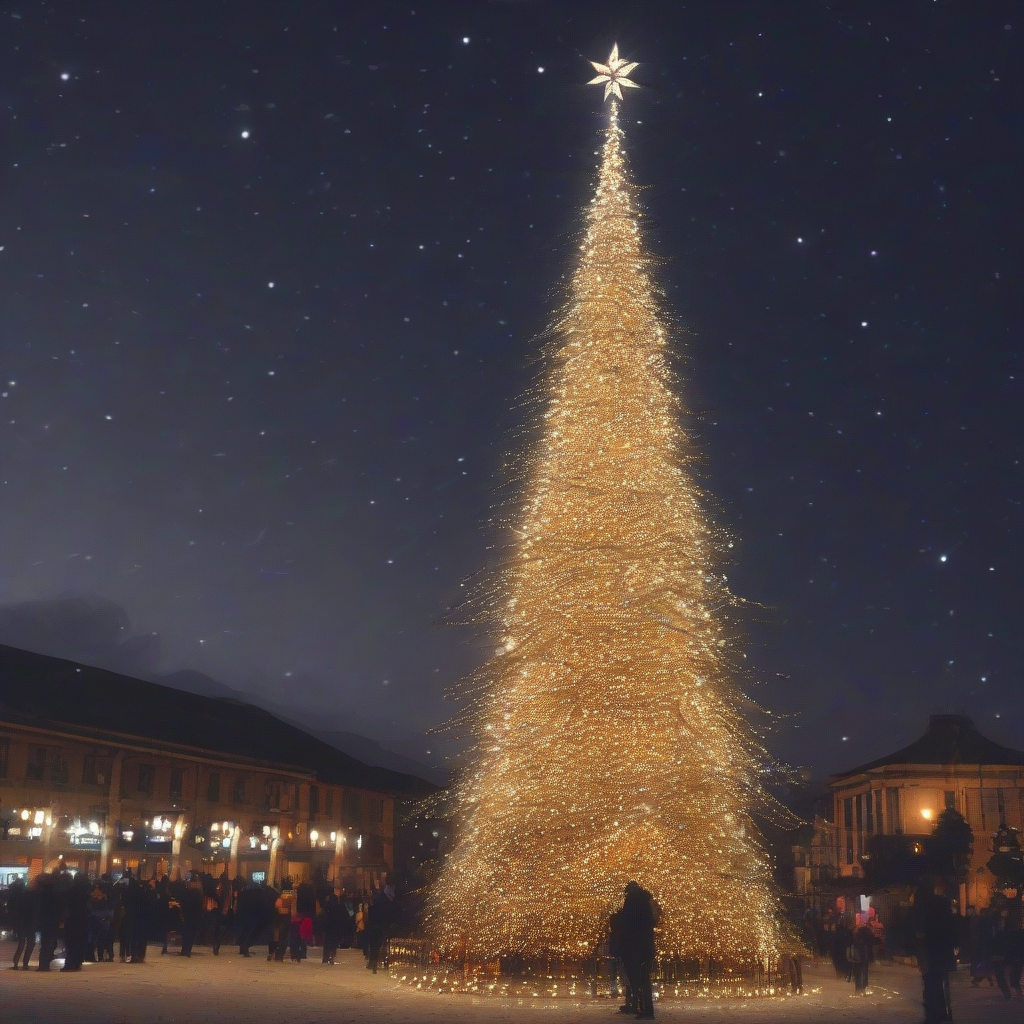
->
<box><xmin>428</xmin><ymin>47</ymin><xmax>787</xmax><ymax>969</ymax></box>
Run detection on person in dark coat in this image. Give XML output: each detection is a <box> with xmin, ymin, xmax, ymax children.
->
<box><xmin>10</xmin><ymin>876</ymin><xmax>36</xmax><ymax>969</ymax></box>
<box><xmin>338</xmin><ymin>892</ymin><xmax>356</xmax><ymax>949</ymax></box>
<box><xmin>35</xmin><ymin>871</ymin><xmax>60</xmax><ymax>971</ymax></box>
<box><xmin>114</xmin><ymin>870</ymin><xmax>132</xmax><ymax>961</ymax></box>
<box><xmin>211</xmin><ymin>869</ymin><xmax>232</xmax><ymax>954</ymax></box>
<box><xmin>293</xmin><ymin>879</ymin><xmax>316</xmax><ymax>961</ymax></box>
<box><xmin>617</xmin><ymin>882</ymin><xmax>658</xmax><ymax>1020</ymax></box>
<box><xmin>910</xmin><ymin>877</ymin><xmax>958</xmax><ymax>1024</ymax></box>
<box><xmin>89</xmin><ymin>878</ymin><xmax>115</xmax><ymax>962</ymax></box>
<box><xmin>609</xmin><ymin>906</ymin><xmax>635</xmax><ymax>1014</ymax></box>
<box><xmin>177</xmin><ymin>876</ymin><xmax>204</xmax><ymax>957</ymax></box>
<box><xmin>850</xmin><ymin>918</ymin><xmax>875</xmax><ymax>994</ymax></box>
<box><xmin>365</xmin><ymin>886</ymin><xmax>396</xmax><ymax>974</ymax></box>
<box><xmin>320</xmin><ymin>891</ymin><xmax>343</xmax><ymax>964</ymax></box>
<box><xmin>271</xmin><ymin>882</ymin><xmax>295</xmax><ymax>962</ymax></box>
<box><xmin>128</xmin><ymin>876</ymin><xmax>156</xmax><ymax>963</ymax></box>
<box><xmin>60</xmin><ymin>872</ymin><xmax>91</xmax><ymax>971</ymax></box>
<box><xmin>832</xmin><ymin>915</ymin><xmax>852</xmax><ymax>982</ymax></box>
<box><xmin>234</xmin><ymin>882</ymin><xmax>261</xmax><ymax>957</ymax></box>
<box><xmin>990</xmin><ymin>893</ymin><xmax>1024</xmax><ymax>1000</ymax></box>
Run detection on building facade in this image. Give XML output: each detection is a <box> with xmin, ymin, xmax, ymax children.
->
<box><xmin>828</xmin><ymin>714</ymin><xmax>1024</xmax><ymax>912</ymax></box>
<box><xmin>0</xmin><ymin>643</ymin><xmax>432</xmax><ymax>890</ymax></box>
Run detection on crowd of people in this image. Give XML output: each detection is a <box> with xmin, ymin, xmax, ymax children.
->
<box><xmin>4</xmin><ymin>865</ymin><xmax>1023</xmax><ymax>1024</ymax></box>
<box><xmin>801</xmin><ymin>877</ymin><xmax>1023</xmax><ymax>1023</ymax></box>
<box><xmin>1</xmin><ymin>862</ymin><xmax>409</xmax><ymax>974</ymax></box>
<box><xmin>802</xmin><ymin>899</ymin><xmax>886</xmax><ymax>995</ymax></box>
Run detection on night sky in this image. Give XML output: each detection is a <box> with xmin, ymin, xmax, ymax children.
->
<box><xmin>1</xmin><ymin>2</ymin><xmax>1020</xmax><ymax>781</ymax></box>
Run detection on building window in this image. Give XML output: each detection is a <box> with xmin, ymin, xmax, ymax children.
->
<box><xmin>232</xmin><ymin>777</ymin><xmax>247</xmax><ymax>805</ymax></box>
<box><xmin>308</xmin><ymin>785</ymin><xmax>320</xmax><ymax>820</ymax></box>
<box><xmin>843</xmin><ymin>797</ymin><xmax>853</xmax><ymax>830</ymax></box>
<box><xmin>342</xmin><ymin>790</ymin><xmax>362</xmax><ymax>823</ymax></box>
<box><xmin>169</xmin><ymin>768</ymin><xmax>184</xmax><ymax>801</ymax></box>
<box><xmin>207</xmin><ymin>772</ymin><xmax>221</xmax><ymax>803</ymax></box>
<box><xmin>846</xmin><ymin>831</ymin><xmax>854</xmax><ymax>865</ymax></box>
<box><xmin>51</xmin><ymin>753</ymin><xmax>70</xmax><ymax>785</ymax></box>
<box><xmin>0</xmin><ymin>737</ymin><xmax>9</xmax><ymax>779</ymax></box>
<box><xmin>26</xmin><ymin>745</ymin><xmax>46</xmax><ymax>781</ymax></box>
<box><xmin>886</xmin><ymin>787</ymin><xmax>902</xmax><ymax>834</ymax></box>
<box><xmin>874</xmin><ymin>790</ymin><xmax>883</xmax><ymax>835</ymax></box>
<box><xmin>944</xmin><ymin>790</ymin><xmax>956</xmax><ymax>811</ymax></box>
<box><xmin>137</xmin><ymin>764</ymin><xmax>155</xmax><ymax>795</ymax></box>
<box><xmin>377</xmin><ymin>798</ymin><xmax>385</xmax><ymax>824</ymax></box>
<box><xmin>324</xmin><ymin>787</ymin><xmax>334</xmax><ymax>818</ymax></box>
<box><xmin>865</xmin><ymin>791</ymin><xmax>874</xmax><ymax>834</ymax></box>
<box><xmin>82</xmin><ymin>754</ymin><xmax>110</xmax><ymax>786</ymax></box>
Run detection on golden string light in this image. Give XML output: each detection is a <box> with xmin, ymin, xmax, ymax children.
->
<box><xmin>427</xmin><ymin>48</ymin><xmax>790</xmax><ymax>971</ymax></box>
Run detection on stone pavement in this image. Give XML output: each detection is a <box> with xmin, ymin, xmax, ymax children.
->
<box><xmin>0</xmin><ymin>942</ymin><xmax>1020</xmax><ymax>1024</ymax></box>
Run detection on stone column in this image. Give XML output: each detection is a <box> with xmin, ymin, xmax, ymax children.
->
<box><xmin>99</xmin><ymin>750</ymin><xmax>125</xmax><ymax>876</ymax></box>
<box><xmin>169</xmin><ymin>812</ymin><xmax>187</xmax><ymax>879</ymax></box>
<box><xmin>229</xmin><ymin>824</ymin><xmax>241</xmax><ymax>879</ymax></box>
<box><xmin>268</xmin><ymin>829</ymin><xmax>280</xmax><ymax>885</ymax></box>
<box><xmin>332</xmin><ymin>830</ymin><xmax>345</xmax><ymax>888</ymax></box>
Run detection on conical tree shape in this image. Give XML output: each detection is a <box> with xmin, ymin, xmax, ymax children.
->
<box><xmin>429</xmin><ymin>99</ymin><xmax>786</xmax><ymax>967</ymax></box>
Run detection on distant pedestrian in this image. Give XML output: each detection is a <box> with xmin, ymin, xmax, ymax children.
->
<box><xmin>850</xmin><ymin>917</ymin><xmax>875</xmax><ymax>994</ymax></box>
<box><xmin>609</xmin><ymin>905</ymin><xmax>635</xmax><ymax>1013</ymax></box>
<box><xmin>271</xmin><ymin>881</ymin><xmax>295</xmax><ymax>961</ymax></box>
<box><xmin>35</xmin><ymin>871</ymin><xmax>60</xmax><ymax>971</ymax></box>
<box><xmin>910</xmin><ymin>877</ymin><xmax>957</xmax><ymax>1024</ymax></box>
<box><xmin>365</xmin><ymin>886</ymin><xmax>396</xmax><ymax>974</ymax></box>
<box><xmin>321</xmin><ymin>891</ymin><xmax>343</xmax><ymax>964</ymax></box>
<box><xmin>9</xmin><ymin>876</ymin><xmax>36</xmax><ymax>969</ymax></box>
<box><xmin>832</xmin><ymin>915</ymin><xmax>852</xmax><ymax>982</ymax></box>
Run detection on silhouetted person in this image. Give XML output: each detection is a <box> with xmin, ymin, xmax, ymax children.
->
<box><xmin>89</xmin><ymin>878</ymin><xmax>114</xmax><ymax>961</ymax></box>
<box><xmin>234</xmin><ymin>882</ymin><xmax>261</xmax><ymax>956</ymax></box>
<box><xmin>211</xmin><ymin>869</ymin><xmax>231</xmax><ymax>954</ymax></box>
<box><xmin>61</xmin><ymin>873</ymin><xmax>91</xmax><ymax>971</ymax></box>
<box><xmin>271</xmin><ymin>882</ymin><xmax>294</xmax><ymax>961</ymax></box>
<box><xmin>338</xmin><ymin>892</ymin><xmax>356</xmax><ymax>949</ymax></box>
<box><xmin>365</xmin><ymin>886</ymin><xmax>396</xmax><ymax>974</ymax></box>
<box><xmin>35</xmin><ymin>871</ymin><xmax>60</xmax><ymax>971</ymax></box>
<box><xmin>609</xmin><ymin>905</ymin><xmax>635</xmax><ymax>1013</ymax></box>
<box><xmin>990</xmin><ymin>893</ymin><xmax>1024</xmax><ymax>1000</ymax></box>
<box><xmin>832</xmin><ymin>915</ymin><xmax>852</xmax><ymax>982</ymax></box>
<box><xmin>127</xmin><ymin>876</ymin><xmax>155</xmax><ymax>963</ymax></box>
<box><xmin>178</xmin><ymin>876</ymin><xmax>204</xmax><ymax>956</ymax></box>
<box><xmin>910</xmin><ymin>877</ymin><xmax>957</xmax><ymax>1024</ymax></box>
<box><xmin>9</xmin><ymin>876</ymin><xmax>36</xmax><ymax>969</ymax></box>
<box><xmin>851</xmin><ymin>919</ymin><xmax>875</xmax><ymax>994</ymax></box>
<box><xmin>617</xmin><ymin>882</ymin><xmax>658</xmax><ymax>1019</ymax></box>
<box><xmin>321</xmin><ymin>891</ymin><xmax>343</xmax><ymax>964</ymax></box>
<box><xmin>292</xmin><ymin>879</ymin><xmax>316</xmax><ymax>960</ymax></box>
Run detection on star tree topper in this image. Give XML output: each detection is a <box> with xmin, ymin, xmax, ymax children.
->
<box><xmin>588</xmin><ymin>43</ymin><xmax>639</xmax><ymax>101</ymax></box>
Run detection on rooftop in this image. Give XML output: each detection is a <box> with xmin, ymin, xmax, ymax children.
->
<box><xmin>832</xmin><ymin>714</ymin><xmax>1024</xmax><ymax>781</ymax></box>
<box><xmin>0</xmin><ymin>643</ymin><xmax>436</xmax><ymax>797</ymax></box>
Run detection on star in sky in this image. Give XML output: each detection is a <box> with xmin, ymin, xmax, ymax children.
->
<box><xmin>588</xmin><ymin>43</ymin><xmax>639</xmax><ymax>102</ymax></box>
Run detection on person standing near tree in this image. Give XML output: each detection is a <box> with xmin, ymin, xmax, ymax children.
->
<box><xmin>618</xmin><ymin>882</ymin><xmax>658</xmax><ymax>1020</ymax></box>
<box><xmin>609</xmin><ymin>905</ymin><xmax>635</xmax><ymax>1014</ymax></box>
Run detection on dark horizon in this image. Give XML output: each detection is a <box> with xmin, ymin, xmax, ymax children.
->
<box><xmin>1</xmin><ymin>2</ymin><xmax>1020</xmax><ymax>781</ymax></box>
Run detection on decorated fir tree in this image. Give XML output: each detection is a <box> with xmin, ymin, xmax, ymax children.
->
<box><xmin>428</xmin><ymin>47</ymin><xmax>788</xmax><ymax>968</ymax></box>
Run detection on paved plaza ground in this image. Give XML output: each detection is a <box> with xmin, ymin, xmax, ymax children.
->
<box><xmin>0</xmin><ymin>942</ymin><xmax>1020</xmax><ymax>1024</ymax></box>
